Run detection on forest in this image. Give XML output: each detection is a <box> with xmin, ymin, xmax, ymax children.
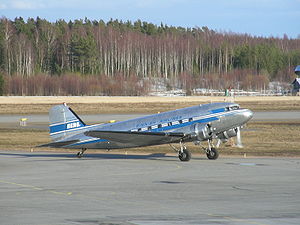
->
<box><xmin>0</xmin><ymin>17</ymin><xmax>299</xmax><ymax>95</ymax></box>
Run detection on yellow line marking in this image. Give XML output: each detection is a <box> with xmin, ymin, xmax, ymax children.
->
<box><xmin>223</xmin><ymin>216</ymin><xmax>270</xmax><ymax>225</ymax></box>
<box><xmin>0</xmin><ymin>179</ymin><xmax>72</xmax><ymax>197</ymax></box>
<box><xmin>207</xmin><ymin>213</ymin><xmax>270</xmax><ymax>225</ymax></box>
<box><xmin>0</xmin><ymin>163</ymin><xmax>181</xmax><ymax>205</ymax></box>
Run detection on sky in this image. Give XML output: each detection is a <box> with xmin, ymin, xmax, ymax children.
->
<box><xmin>0</xmin><ymin>0</ymin><xmax>299</xmax><ymax>38</ymax></box>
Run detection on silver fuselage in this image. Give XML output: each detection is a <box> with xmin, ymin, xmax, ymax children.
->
<box><xmin>55</xmin><ymin>102</ymin><xmax>253</xmax><ymax>149</ymax></box>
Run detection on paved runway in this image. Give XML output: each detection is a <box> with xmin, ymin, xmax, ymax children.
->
<box><xmin>1</xmin><ymin>151</ymin><xmax>299</xmax><ymax>225</ymax></box>
<box><xmin>1</xmin><ymin>111</ymin><xmax>300</xmax><ymax>123</ymax></box>
<box><xmin>0</xmin><ymin>111</ymin><xmax>299</xmax><ymax>130</ymax></box>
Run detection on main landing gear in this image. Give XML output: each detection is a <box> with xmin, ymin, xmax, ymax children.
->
<box><xmin>170</xmin><ymin>138</ymin><xmax>219</xmax><ymax>161</ymax></box>
<box><xmin>204</xmin><ymin>139</ymin><xmax>219</xmax><ymax>160</ymax></box>
<box><xmin>77</xmin><ymin>148</ymin><xmax>87</xmax><ymax>158</ymax></box>
<box><xmin>170</xmin><ymin>141</ymin><xmax>191</xmax><ymax>162</ymax></box>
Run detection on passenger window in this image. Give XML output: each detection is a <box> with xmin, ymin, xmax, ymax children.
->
<box><xmin>161</xmin><ymin>123</ymin><xmax>168</xmax><ymax>127</ymax></box>
<box><xmin>182</xmin><ymin>118</ymin><xmax>189</xmax><ymax>123</ymax></box>
<box><xmin>172</xmin><ymin>121</ymin><xmax>179</xmax><ymax>125</ymax></box>
<box><xmin>151</xmin><ymin>125</ymin><xmax>158</xmax><ymax>129</ymax></box>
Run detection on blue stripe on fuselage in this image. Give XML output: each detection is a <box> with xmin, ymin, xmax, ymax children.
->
<box><xmin>52</xmin><ymin>107</ymin><xmax>237</xmax><ymax>145</ymax></box>
<box><xmin>211</xmin><ymin>108</ymin><xmax>225</xmax><ymax>113</ymax></box>
<box><xmin>50</xmin><ymin>123</ymin><xmax>67</xmax><ymax>133</ymax></box>
<box><xmin>72</xmin><ymin>114</ymin><xmax>222</xmax><ymax>146</ymax></box>
<box><xmin>50</xmin><ymin>120</ymin><xmax>85</xmax><ymax>134</ymax></box>
<box><xmin>57</xmin><ymin>109</ymin><xmax>239</xmax><ymax>147</ymax></box>
<box><xmin>143</xmin><ymin>109</ymin><xmax>236</xmax><ymax>133</ymax></box>
<box><xmin>151</xmin><ymin>115</ymin><xmax>220</xmax><ymax>132</ymax></box>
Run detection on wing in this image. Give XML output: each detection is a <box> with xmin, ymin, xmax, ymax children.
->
<box><xmin>85</xmin><ymin>130</ymin><xmax>185</xmax><ymax>146</ymax></box>
<box><xmin>37</xmin><ymin>139</ymin><xmax>80</xmax><ymax>148</ymax></box>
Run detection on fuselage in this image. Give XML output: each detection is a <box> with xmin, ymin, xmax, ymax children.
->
<box><xmin>53</xmin><ymin>102</ymin><xmax>253</xmax><ymax>149</ymax></box>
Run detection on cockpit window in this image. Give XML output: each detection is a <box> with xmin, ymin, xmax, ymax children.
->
<box><xmin>230</xmin><ymin>105</ymin><xmax>240</xmax><ymax>110</ymax></box>
<box><xmin>226</xmin><ymin>105</ymin><xmax>240</xmax><ymax>111</ymax></box>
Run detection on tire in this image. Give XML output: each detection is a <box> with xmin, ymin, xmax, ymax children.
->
<box><xmin>178</xmin><ymin>149</ymin><xmax>191</xmax><ymax>162</ymax></box>
<box><xmin>206</xmin><ymin>147</ymin><xmax>219</xmax><ymax>160</ymax></box>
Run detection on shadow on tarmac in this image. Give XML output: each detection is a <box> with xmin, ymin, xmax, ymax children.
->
<box><xmin>0</xmin><ymin>152</ymin><xmax>181</xmax><ymax>161</ymax></box>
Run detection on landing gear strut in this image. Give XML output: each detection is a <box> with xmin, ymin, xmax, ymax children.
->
<box><xmin>77</xmin><ymin>148</ymin><xmax>87</xmax><ymax>158</ymax></box>
<box><xmin>170</xmin><ymin>141</ymin><xmax>191</xmax><ymax>162</ymax></box>
<box><xmin>204</xmin><ymin>139</ymin><xmax>219</xmax><ymax>160</ymax></box>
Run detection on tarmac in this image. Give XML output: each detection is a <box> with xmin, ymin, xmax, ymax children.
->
<box><xmin>1</xmin><ymin>111</ymin><xmax>300</xmax><ymax>130</ymax></box>
<box><xmin>1</xmin><ymin>151</ymin><xmax>300</xmax><ymax>225</ymax></box>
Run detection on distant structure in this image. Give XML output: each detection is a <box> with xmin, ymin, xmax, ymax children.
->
<box><xmin>292</xmin><ymin>65</ymin><xmax>300</xmax><ymax>95</ymax></box>
<box><xmin>295</xmin><ymin>65</ymin><xmax>300</xmax><ymax>75</ymax></box>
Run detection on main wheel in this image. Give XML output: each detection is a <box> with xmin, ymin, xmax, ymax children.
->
<box><xmin>77</xmin><ymin>152</ymin><xmax>83</xmax><ymax>158</ymax></box>
<box><xmin>178</xmin><ymin>149</ymin><xmax>191</xmax><ymax>162</ymax></box>
<box><xmin>206</xmin><ymin>147</ymin><xmax>219</xmax><ymax>160</ymax></box>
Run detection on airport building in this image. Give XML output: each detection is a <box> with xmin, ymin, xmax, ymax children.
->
<box><xmin>291</xmin><ymin>65</ymin><xmax>300</xmax><ymax>95</ymax></box>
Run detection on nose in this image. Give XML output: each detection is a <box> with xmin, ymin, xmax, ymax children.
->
<box><xmin>243</xmin><ymin>109</ymin><xmax>253</xmax><ymax>122</ymax></box>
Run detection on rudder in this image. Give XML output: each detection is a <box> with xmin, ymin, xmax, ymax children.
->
<box><xmin>49</xmin><ymin>103</ymin><xmax>85</xmax><ymax>141</ymax></box>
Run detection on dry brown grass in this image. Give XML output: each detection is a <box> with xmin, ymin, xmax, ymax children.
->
<box><xmin>0</xmin><ymin>128</ymin><xmax>50</xmax><ymax>151</ymax></box>
<box><xmin>231</xmin><ymin>121</ymin><xmax>300</xmax><ymax>156</ymax></box>
<box><xmin>1</xmin><ymin>121</ymin><xmax>300</xmax><ymax>157</ymax></box>
<box><xmin>1</xmin><ymin>96</ymin><xmax>300</xmax><ymax>114</ymax></box>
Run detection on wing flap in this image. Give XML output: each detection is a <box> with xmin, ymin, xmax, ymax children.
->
<box><xmin>85</xmin><ymin>130</ymin><xmax>184</xmax><ymax>145</ymax></box>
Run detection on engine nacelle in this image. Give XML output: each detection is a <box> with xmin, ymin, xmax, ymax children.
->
<box><xmin>191</xmin><ymin>123</ymin><xmax>212</xmax><ymax>141</ymax></box>
<box><xmin>217</xmin><ymin>128</ymin><xmax>238</xmax><ymax>142</ymax></box>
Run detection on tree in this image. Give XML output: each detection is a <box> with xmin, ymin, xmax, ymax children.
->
<box><xmin>0</xmin><ymin>72</ymin><xmax>4</xmax><ymax>95</ymax></box>
<box><xmin>0</xmin><ymin>17</ymin><xmax>299</xmax><ymax>95</ymax></box>
<box><xmin>70</xmin><ymin>34</ymin><xmax>97</xmax><ymax>74</ymax></box>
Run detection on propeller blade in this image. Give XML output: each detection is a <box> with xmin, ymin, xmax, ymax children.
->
<box><xmin>235</xmin><ymin>127</ymin><xmax>243</xmax><ymax>148</ymax></box>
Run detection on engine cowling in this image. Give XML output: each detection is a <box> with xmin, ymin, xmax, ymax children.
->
<box><xmin>217</xmin><ymin>128</ymin><xmax>238</xmax><ymax>142</ymax></box>
<box><xmin>191</xmin><ymin>123</ymin><xmax>212</xmax><ymax>141</ymax></box>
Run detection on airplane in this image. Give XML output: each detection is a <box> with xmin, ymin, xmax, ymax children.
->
<box><xmin>39</xmin><ymin>102</ymin><xmax>253</xmax><ymax>161</ymax></box>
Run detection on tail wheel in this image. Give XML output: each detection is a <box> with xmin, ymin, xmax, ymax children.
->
<box><xmin>179</xmin><ymin>149</ymin><xmax>191</xmax><ymax>162</ymax></box>
<box><xmin>76</xmin><ymin>148</ymin><xmax>87</xmax><ymax>158</ymax></box>
<box><xmin>77</xmin><ymin>152</ymin><xmax>83</xmax><ymax>158</ymax></box>
<box><xmin>206</xmin><ymin>147</ymin><xmax>219</xmax><ymax>160</ymax></box>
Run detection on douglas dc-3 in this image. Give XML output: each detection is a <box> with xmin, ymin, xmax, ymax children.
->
<box><xmin>40</xmin><ymin>102</ymin><xmax>253</xmax><ymax>161</ymax></box>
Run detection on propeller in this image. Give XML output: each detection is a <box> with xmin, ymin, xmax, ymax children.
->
<box><xmin>235</xmin><ymin>126</ymin><xmax>243</xmax><ymax>148</ymax></box>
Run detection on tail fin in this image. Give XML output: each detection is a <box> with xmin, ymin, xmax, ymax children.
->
<box><xmin>49</xmin><ymin>103</ymin><xmax>86</xmax><ymax>141</ymax></box>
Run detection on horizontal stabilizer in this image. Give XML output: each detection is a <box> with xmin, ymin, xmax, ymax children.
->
<box><xmin>37</xmin><ymin>140</ymin><xmax>79</xmax><ymax>148</ymax></box>
<box><xmin>85</xmin><ymin>130</ymin><xmax>184</xmax><ymax>146</ymax></box>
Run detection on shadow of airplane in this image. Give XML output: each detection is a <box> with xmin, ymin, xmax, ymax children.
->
<box><xmin>0</xmin><ymin>152</ymin><xmax>180</xmax><ymax>161</ymax></box>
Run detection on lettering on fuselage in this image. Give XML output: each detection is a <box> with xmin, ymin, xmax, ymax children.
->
<box><xmin>67</xmin><ymin>121</ymin><xmax>80</xmax><ymax>129</ymax></box>
<box><xmin>135</xmin><ymin>115</ymin><xmax>183</xmax><ymax>128</ymax></box>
